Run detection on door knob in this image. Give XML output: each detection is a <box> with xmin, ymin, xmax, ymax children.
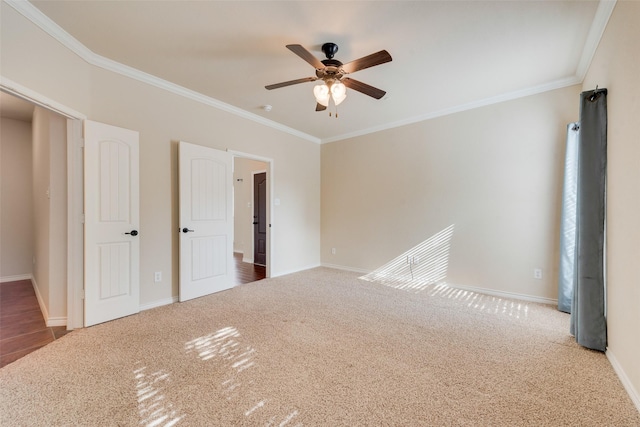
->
<box><xmin>125</xmin><ymin>230</ymin><xmax>139</xmax><ymax>236</ymax></box>
<box><xmin>182</xmin><ymin>228</ymin><xmax>194</xmax><ymax>233</ymax></box>
<box><xmin>253</xmin><ymin>222</ymin><xmax>258</xmax><ymax>225</ymax></box>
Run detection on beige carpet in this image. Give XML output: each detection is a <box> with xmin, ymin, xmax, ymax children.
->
<box><xmin>1</xmin><ymin>267</ymin><xmax>638</xmax><ymax>426</ymax></box>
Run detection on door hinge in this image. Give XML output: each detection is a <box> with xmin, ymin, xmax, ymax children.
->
<box><xmin>80</xmin><ymin>289</ymin><xmax>85</xmax><ymax>300</ymax></box>
<box><xmin>79</xmin><ymin>214</ymin><xmax>85</xmax><ymax>224</ymax></box>
<box><xmin>79</xmin><ymin>138</ymin><xmax>85</xmax><ymax>148</ymax></box>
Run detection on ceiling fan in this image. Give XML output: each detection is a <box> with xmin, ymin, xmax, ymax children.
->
<box><xmin>265</xmin><ymin>43</ymin><xmax>392</xmax><ymax>112</ymax></box>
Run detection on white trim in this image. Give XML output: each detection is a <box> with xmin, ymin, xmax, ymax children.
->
<box><xmin>46</xmin><ymin>317</ymin><xmax>67</xmax><ymax>327</ymax></box>
<box><xmin>575</xmin><ymin>0</ymin><xmax>617</xmax><ymax>81</ymax></box>
<box><xmin>4</xmin><ymin>0</ymin><xmax>320</xmax><ymax>145</ymax></box>
<box><xmin>3</xmin><ymin>275</ymin><xmax>67</xmax><ymax>326</ymax></box>
<box><xmin>5</xmin><ymin>0</ymin><xmax>615</xmax><ymax>146</ymax></box>
<box><xmin>321</xmin><ymin>263</ymin><xmax>370</xmax><ymax>275</ymax></box>
<box><xmin>321</xmin><ymin>76</ymin><xmax>581</xmax><ymax>144</ymax></box>
<box><xmin>0</xmin><ymin>77</ymin><xmax>86</xmax><ymax>120</ymax></box>
<box><xmin>0</xmin><ymin>274</ymin><xmax>32</xmax><ymax>283</ymax></box>
<box><xmin>243</xmin><ymin>257</ymin><xmax>255</xmax><ymax>264</ymax></box>
<box><xmin>30</xmin><ymin>275</ymin><xmax>49</xmax><ymax>325</ymax></box>
<box><xmin>607</xmin><ymin>349</ymin><xmax>640</xmax><ymax>413</ymax></box>
<box><xmin>441</xmin><ymin>282</ymin><xmax>557</xmax><ymax>306</ymax></box>
<box><xmin>233</xmin><ymin>250</ymin><xmax>244</xmax><ymax>255</ymax></box>
<box><xmin>321</xmin><ymin>264</ymin><xmax>557</xmax><ymax>305</ymax></box>
<box><xmin>270</xmin><ymin>263</ymin><xmax>322</xmax><ymax>278</ymax></box>
<box><xmin>140</xmin><ymin>296</ymin><xmax>179</xmax><ymax>312</ymax></box>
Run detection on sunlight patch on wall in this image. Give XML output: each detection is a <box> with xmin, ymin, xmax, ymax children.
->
<box><xmin>133</xmin><ymin>362</ymin><xmax>184</xmax><ymax>427</ymax></box>
<box><xmin>360</xmin><ymin>225</ymin><xmax>455</xmax><ymax>293</ymax></box>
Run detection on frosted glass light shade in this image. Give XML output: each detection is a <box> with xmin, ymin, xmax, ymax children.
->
<box><xmin>313</xmin><ymin>84</ymin><xmax>330</xmax><ymax>107</ymax></box>
<box><xmin>331</xmin><ymin>82</ymin><xmax>347</xmax><ymax>106</ymax></box>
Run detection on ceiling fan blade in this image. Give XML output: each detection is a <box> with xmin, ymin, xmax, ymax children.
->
<box><xmin>286</xmin><ymin>44</ymin><xmax>325</xmax><ymax>69</ymax></box>
<box><xmin>342</xmin><ymin>78</ymin><xmax>386</xmax><ymax>99</ymax></box>
<box><xmin>315</xmin><ymin>103</ymin><xmax>327</xmax><ymax>112</ymax></box>
<box><xmin>265</xmin><ymin>77</ymin><xmax>316</xmax><ymax>90</ymax></box>
<box><xmin>341</xmin><ymin>50</ymin><xmax>392</xmax><ymax>74</ymax></box>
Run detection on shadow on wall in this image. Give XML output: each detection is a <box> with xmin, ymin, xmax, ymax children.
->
<box><xmin>359</xmin><ymin>224</ymin><xmax>455</xmax><ymax>293</ymax></box>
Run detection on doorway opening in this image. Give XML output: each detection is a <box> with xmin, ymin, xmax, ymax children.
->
<box><xmin>232</xmin><ymin>153</ymin><xmax>272</xmax><ymax>279</ymax></box>
<box><xmin>0</xmin><ymin>82</ymin><xmax>85</xmax><ymax>332</ymax></box>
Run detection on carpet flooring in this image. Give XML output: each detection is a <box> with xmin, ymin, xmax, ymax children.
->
<box><xmin>1</xmin><ymin>267</ymin><xmax>638</xmax><ymax>426</ymax></box>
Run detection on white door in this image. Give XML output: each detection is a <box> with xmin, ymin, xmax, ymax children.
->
<box><xmin>84</xmin><ymin>120</ymin><xmax>140</xmax><ymax>326</ymax></box>
<box><xmin>179</xmin><ymin>141</ymin><xmax>234</xmax><ymax>302</ymax></box>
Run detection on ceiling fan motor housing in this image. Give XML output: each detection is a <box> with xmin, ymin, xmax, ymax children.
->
<box><xmin>321</xmin><ymin>42</ymin><xmax>339</xmax><ymax>59</ymax></box>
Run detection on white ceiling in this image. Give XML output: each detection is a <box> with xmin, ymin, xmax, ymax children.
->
<box><xmin>9</xmin><ymin>1</ymin><xmax>611</xmax><ymax>143</ymax></box>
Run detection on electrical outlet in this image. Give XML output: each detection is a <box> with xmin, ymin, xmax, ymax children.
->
<box><xmin>331</xmin><ymin>248</ymin><xmax>336</xmax><ymax>255</ymax></box>
<box><xmin>154</xmin><ymin>271</ymin><xmax>162</xmax><ymax>282</ymax></box>
<box><xmin>533</xmin><ymin>268</ymin><xmax>543</xmax><ymax>280</ymax></box>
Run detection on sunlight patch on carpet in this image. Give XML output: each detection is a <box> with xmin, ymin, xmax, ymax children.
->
<box><xmin>134</xmin><ymin>362</ymin><xmax>184</xmax><ymax>427</ymax></box>
<box><xmin>429</xmin><ymin>283</ymin><xmax>529</xmax><ymax>319</ymax></box>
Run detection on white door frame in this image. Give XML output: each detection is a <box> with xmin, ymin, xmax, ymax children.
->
<box><xmin>1</xmin><ymin>77</ymin><xmax>86</xmax><ymax>329</ymax></box>
<box><xmin>229</xmin><ymin>150</ymin><xmax>273</xmax><ymax>278</ymax></box>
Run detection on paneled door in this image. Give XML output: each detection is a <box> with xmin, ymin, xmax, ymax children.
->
<box><xmin>253</xmin><ymin>172</ymin><xmax>267</xmax><ymax>266</ymax></box>
<box><xmin>84</xmin><ymin>120</ymin><xmax>140</xmax><ymax>327</ymax></box>
<box><xmin>179</xmin><ymin>141</ymin><xmax>234</xmax><ymax>302</ymax></box>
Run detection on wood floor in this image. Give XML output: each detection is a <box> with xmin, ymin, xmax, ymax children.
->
<box><xmin>0</xmin><ymin>253</ymin><xmax>265</xmax><ymax>368</ymax></box>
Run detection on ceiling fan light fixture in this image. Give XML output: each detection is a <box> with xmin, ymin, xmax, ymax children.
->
<box><xmin>313</xmin><ymin>83</ymin><xmax>330</xmax><ymax>107</ymax></box>
<box><xmin>331</xmin><ymin>82</ymin><xmax>347</xmax><ymax>106</ymax></box>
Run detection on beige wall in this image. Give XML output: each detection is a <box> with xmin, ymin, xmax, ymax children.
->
<box><xmin>233</xmin><ymin>158</ymin><xmax>268</xmax><ymax>262</ymax></box>
<box><xmin>0</xmin><ymin>4</ymin><xmax>91</xmax><ymax>114</ymax></box>
<box><xmin>582</xmin><ymin>0</ymin><xmax>640</xmax><ymax>407</ymax></box>
<box><xmin>88</xmin><ymin>68</ymin><xmax>320</xmax><ymax>305</ymax></box>
<box><xmin>32</xmin><ymin>107</ymin><xmax>51</xmax><ymax>305</ymax></box>
<box><xmin>31</xmin><ymin>107</ymin><xmax>67</xmax><ymax>321</ymax></box>
<box><xmin>322</xmin><ymin>85</ymin><xmax>580</xmax><ymax>301</ymax></box>
<box><xmin>0</xmin><ymin>117</ymin><xmax>34</xmax><ymax>279</ymax></box>
<box><xmin>1</xmin><ymin>2</ymin><xmax>321</xmax><ymax>308</ymax></box>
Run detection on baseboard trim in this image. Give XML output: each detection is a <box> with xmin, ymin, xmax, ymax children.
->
<box><xmin>0</xmin><ymin>274</ymin><xmax>32</xmax><ymax>283</ymax></box>
<box><xmin>442</xmin><ymin>282</ymin><xmax>558</xmax><ymax>306</ymax></box>
<box><xmin>46</xmin><ymin>317</ymin><xmax>67</xmax><ymax>327</ymax></box>
<box><xmin>321</xmin><ymin>263</ymin><xmax>369</xmax><ymax>274</ymax></box>
<box><xmin>606</xmin><ymin>348</ymin><xmax>640</xmax><ymax>413</ymax></box>
<box><xmin>271</xmin><ymin>263</ymin><xmax>322</xmax><ymax>278</ymax></box>
<box><xmin>30</xmin><ymin>275</ymin><xmax>49</xmax><ymax>322</ymax></box>
<box><xmin>29</xmin><ymin>276</ymin><xmax>68</xmax><ymax>327</ymax></box>
<box><xmin>320</xmin><ymin>264</ymin><xmax>557</xmax><ymax>305</ymax></box>
<box><xmin>140</xmin><ymin>296</ymin><xmax>179</xmax><ymax>312</ymax></box>
<box><xmin>242</xmin><ymin>256</ymin><xmax>254</xmax><ymax>264</ymax></box>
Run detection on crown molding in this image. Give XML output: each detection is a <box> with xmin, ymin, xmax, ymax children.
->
<box><xmin>322</xmin><ymin>0</ymin><xmax>616</xmax><ymax>144</ymax></box>
<box><xmin>575</xmin><ymin>0</ymin><xmax>617</xmax><ymax>81</ymax></box>
<box><xmin>4</xmin><ymin>0</ymin><xmax>321</xmax><ymax>144</ymax></box>
<box><xmin>6</xmin><ymin>0</ymin><xmax>614</xmax><ymax>146</ymax></box>
<box><xmin>321</xmin><ymin>75</ymin><xmax>582</xmax><ymax>144</ymax></box>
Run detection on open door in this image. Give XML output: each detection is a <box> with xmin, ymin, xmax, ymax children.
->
<box><xmin>179</xmin><ymin>141</ymin><xmax>234</xmax><ymax>302</ymax></box>
<box><xmin>84</xmin><ymin>120</ymin><xmax>140</xmax><ymax>327</ymax></box>
<box><xmin>253</xmin><ymin>172</ymin><xmax>267</xmax><ymax>266</ymax></box>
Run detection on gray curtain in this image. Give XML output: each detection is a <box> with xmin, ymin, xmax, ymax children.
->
<box><xmin>558</xmin><ymin>123</ymin><xmax>579</xmax><ymax>313</ymax></box>
<box><xmin>569</xmin><ymin>88</ymin><xmax>608</xmax><ymax>352</ymax></box>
